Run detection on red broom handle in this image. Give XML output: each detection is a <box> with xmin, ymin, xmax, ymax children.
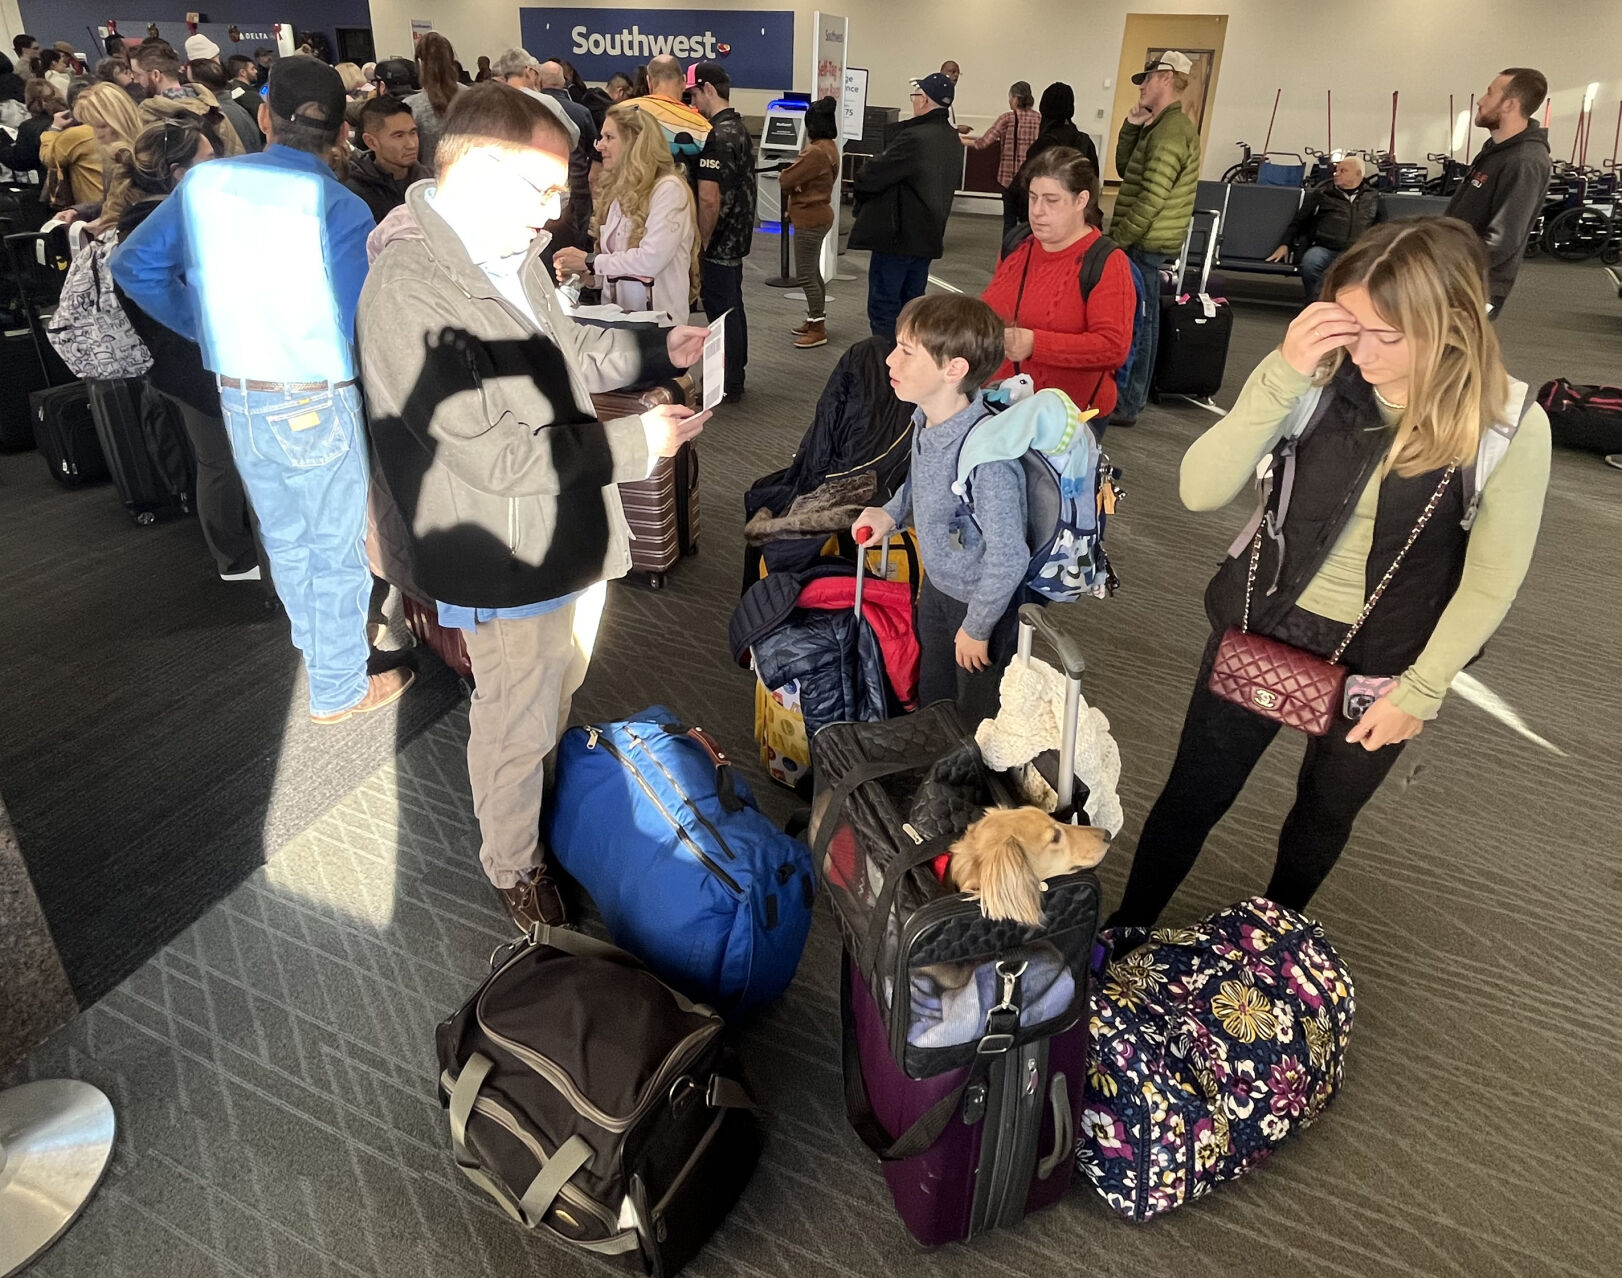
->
<box><xmin>1261</xmin><ymin>88</ymin><xmax>1280</xmax><ymax>155</ymax></box>
<box><xmin>1326</xmin><ymin>89</ymin><xmax>1332</xmax><ymax>153</ymax></box>
<box><xmin>1449</xmin><ymin>94</ymin><xmax>1455</xmax><ymax>159</ymax></box>
<box><xmin>1609</xmin><ymin>100</ymin><xmax>1621</xmax><ymax>170</ymax></box>
<box><xmin>1389</xmin><ymin>91</ymin><xmax>1398</xmax><ymax>160</ymax></box>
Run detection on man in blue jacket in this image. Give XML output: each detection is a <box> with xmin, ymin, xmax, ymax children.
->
<box><xmin>113</xmin><ymin>56</ymin><xmax>412</xmax><ymax>724</ymax></box>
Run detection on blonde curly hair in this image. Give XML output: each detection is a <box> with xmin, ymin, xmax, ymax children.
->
<box><xmin>74</xmin><ymin>82</ymin><xmax>145</xmax><ymax>228</ymax></box>
<box><xmin>591</xmin><ymin>101</ymin><xmax>700</xmax><ymax>303</ymax></box>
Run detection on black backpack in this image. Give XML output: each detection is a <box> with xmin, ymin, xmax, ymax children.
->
<box><xmin>437</xmin><ymin>927</ymin><xmax>760</xmax><ymax>1276</ymax></box>
<box><xmin>1001</xmin><ymin>222</ymin><xmax>1123</xmax><ymax>304</ymax></box>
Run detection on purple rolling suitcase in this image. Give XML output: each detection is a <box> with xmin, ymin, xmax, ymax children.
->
<box><xmin>816</xmin><ymin>607</ymin><xmax>1104</xmax><ymax>1245</ymax></box>
<box><xmin>843</xmin><ymin>957</ymin><xmax>1088</xmax><ymax>1245</ymax></box>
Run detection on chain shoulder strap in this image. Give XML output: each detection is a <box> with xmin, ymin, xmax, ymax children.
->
<box><xmin>1242</xmin><ymin>464</ymin><xmax>1456</xmax><ymax>654</ymax></box>
<box><xmin>1328</xmin><ymin>464</ymin><xmax>1456</xmax><ymax>663</ymax></box>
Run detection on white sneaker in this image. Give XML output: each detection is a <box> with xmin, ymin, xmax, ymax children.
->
<box><xmin>220</xmin><ymin>565</ymin><xmax>263</xmax><ymax>582</ymax></box>
<box><xmin>1605</xmin><ymin>454</ymin><xmax>1622</xmax><ymax>471</ymax></box>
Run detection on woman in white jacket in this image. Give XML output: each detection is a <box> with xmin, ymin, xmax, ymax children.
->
<box><xmin>553</xmin><ymin>101</ymin><xmax>698</xmax><ymax>325</ymax></box>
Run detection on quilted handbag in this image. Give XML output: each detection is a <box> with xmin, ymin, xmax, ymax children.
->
<box><xmin>1210</xmin><ymin>463</ymin><xmax>1455</xmax><ymax>735</ymax></box>
<box><xmin>1077</xmin><ymin>897</ymin><xmax>1355</xmax><ymax>1221</ymax></box>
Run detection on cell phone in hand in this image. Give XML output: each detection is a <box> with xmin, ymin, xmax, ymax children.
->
<box><xmin>1343</xmin><ymin>675</ymin><xmax>1398</xmax><ymax>722</ymax></box>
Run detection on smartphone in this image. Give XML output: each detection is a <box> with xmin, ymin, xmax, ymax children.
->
<box><xmin>1343</xmin><ymin>675</ymin><xmax>1398</xmax><ymax>721</ymax></box>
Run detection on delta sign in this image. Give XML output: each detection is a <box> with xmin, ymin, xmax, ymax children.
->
<box><xmin>519</xmin><ymin>8</ymin><xmax>795</xmax><ymax>90</ymax></box>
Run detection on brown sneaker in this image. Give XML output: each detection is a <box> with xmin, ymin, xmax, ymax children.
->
<box><xmin>310</xmin><ymin>667</ymin><xmax>415</xmax><ymax>725</ymax></box>
<box><xmin>794</xmin><ymin>320</ymin><xmax>827</xmax><ymax>349</ymax></box>
<box><xmin>497</xmin><ymin>868</ymin><xmax>568</xmax><ymax>933</ymax></box>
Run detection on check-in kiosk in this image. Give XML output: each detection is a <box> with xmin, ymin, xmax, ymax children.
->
<box><xmin>755</xmin><ymin>97</ymin><xmax>809</xmax><ymax>225</ymax></box>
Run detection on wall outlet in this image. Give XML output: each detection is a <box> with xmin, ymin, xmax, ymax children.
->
<box><xmin>1103</xmin><ymin>78</ymin><xmax>1112</xmax><ymax>90</ymax></box>
<box><xmin>1096</xmin><ymin>108</ymin><xmax>1105</xmax><ymax>119</ymax></box>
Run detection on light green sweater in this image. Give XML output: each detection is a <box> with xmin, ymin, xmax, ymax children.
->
<box><xmin>1181</xmin><ymin>351</ymin><xmax>1551</xmax><ymax>719</ymax></box>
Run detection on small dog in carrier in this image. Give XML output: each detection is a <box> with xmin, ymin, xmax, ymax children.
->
<box><xmin>944</xmin><ymin>806</ymin><xmax>1109</xmax><ymax>926</ymax></box>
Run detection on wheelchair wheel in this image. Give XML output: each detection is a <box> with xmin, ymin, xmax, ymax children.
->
<box><xmin>1221</xmin><ymin>163</ymin><xmax>1255</xmax><ymax>185</ymax></box>
<box><xmin>1542</xmin><ymin>207</ymin><xmax>1610</xmax><ymax>261</ymax></box>
<box><xmin>1601</xmin><ymin>243</ymin><xmax>1622</xmax><ymax>267</ymax></box>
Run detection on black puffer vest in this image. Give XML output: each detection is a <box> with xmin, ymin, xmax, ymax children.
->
<box><xmin>1205</xmin><ymin>363</ymin><xmax>1470</xmax><ymax>675</ymax></box>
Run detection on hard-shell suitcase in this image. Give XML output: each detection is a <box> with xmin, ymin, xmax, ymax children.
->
<box><xmin>844</xmin><ymin>955</ymin><xmax>1088</xmax><ymax>1246</ymax></box>
<box><xmin>1</xmin><ymin>227</ymin><xmax>75</xmax><ymax>449</ymax></box>
<box><xmin>545</xmin><ymin>707</ymin><xmax>815</xmax><ymax>1018</ymax></box>
<box><xmin>86</xmin><ymin>377</ymin><xmax>191</xmax><ymax>524</ymax></box>
<box><xmin>1153</xmin><ymin>208</ymin><xmax>1232</xmax><ymax>400</ymax></box>
<box><xmin>820</xmin><ymin>606</ymin><xmax>1103</xmax><ymax>1244</ymax></box>
<box><xmin>30</xmin><ymin>382</ymin><xmax>108</xmax><ymax>486</ymax></box>
<box><xmin>402</xmin><ymin>593</ymin><xmax>474</xmax><ymax>688</ymax></box>
<box><xmin>592</xmin><ymin>376</ymin><xmax>700</xmax><ymax>588</ymax></box>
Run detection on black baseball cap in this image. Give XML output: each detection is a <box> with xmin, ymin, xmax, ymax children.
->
<box><xmin>266</xmin><ymin>54</ymin><xmax>345</xmax><ymax>129</ymax></box>
<box><xmin>374</xmin><ymin>56</ymin><xmax>417</xmax><ymax>96</ymax></box>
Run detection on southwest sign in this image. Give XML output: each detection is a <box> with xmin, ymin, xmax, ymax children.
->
<box><xmin>519</xmin><ymin>8</ymin><xmax>796</xmax><ymax>90</ymax></box>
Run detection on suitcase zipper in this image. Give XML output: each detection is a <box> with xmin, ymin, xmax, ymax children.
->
<box><xmin>585</xmin><ymin>729</ymin><xmax>743</xmax><ymax>894</ymax></box>
<box><xmin>624</xmin><ymin>726</ymin><xmax>739</xmax><ymax>860</ymax></box>
<box><xmin>474</xmin><ymin>991</ymin><xmax>721</xmax><ymax>1134</ymax></box>
<box><xmin>465</xmin><ymin>1092</ymin><xmax>620</xmax><ymax>1233</ymax></box>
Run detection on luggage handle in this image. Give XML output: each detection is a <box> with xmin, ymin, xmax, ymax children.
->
<box><xmin>1017</xmin><ymin>604</ymin><xmax>1085</xmax><ymax>816</ymax></box>
<box><xmin>660</xmin><ymin>723</ymin><xmax>745</xmax><ymax>814</ymax></box>
<box><xmin>1036</xmin><ymin>1071</ymin><xmax>1073</xmax><ymax>1180</ymax></box>
<box><xmin>851</xmin><ymin>528</ymin><xmax>894</xmax><ymax>618</ymax></box>
<box><xmin>1171</xmin><ymin>207</ymin><xmax>1224</xmax><ymax>297</ymax></box>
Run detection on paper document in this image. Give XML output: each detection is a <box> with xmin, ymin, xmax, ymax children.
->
<box><xmin>702</xmin><ymin>311</ymin><xmax>729</xmax><ymax>411</ymax></box>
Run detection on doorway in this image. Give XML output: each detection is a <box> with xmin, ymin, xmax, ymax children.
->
<box><xmin>1108</xmin><ymin>13</ymin><xmax>1229</xmax><ymax>181</ymax></box>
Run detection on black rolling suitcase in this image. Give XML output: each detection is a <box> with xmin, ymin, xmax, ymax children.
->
<box><xmin>1</xmin><ymin>226</ymin><xmax>75</xmax><ymax>450</ymax></box>
<box><xmin>31</xmin><ymin>382</ymin><xmax>108</xmax><ymax>486</ymax></box>
<box><xmin>1152</xmin><ymin>208</ymin><xmax>1232</xmax><ymax>400</ymax></box>
<box><xmin>86</xmin><ymin>377</ymin><xmax>192</xmax><ymax>524</ymax></box>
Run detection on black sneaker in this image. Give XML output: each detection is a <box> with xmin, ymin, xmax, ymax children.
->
<box><xmin>723</xmin><ymin>387</ymin><xmax>746</xmax><ymax>405</ymax></box>
<box><xmin>497</xmin><ymin>868</ymin><xmax>568</xmax><ymax>933</ymax></box>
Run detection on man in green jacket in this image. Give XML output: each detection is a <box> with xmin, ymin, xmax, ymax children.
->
<box><xmin>1109</xmin><ymin>51</ymin><xmax>1201</xmax><ymax>426</ymax></box>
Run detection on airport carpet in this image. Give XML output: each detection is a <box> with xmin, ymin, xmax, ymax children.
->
<box><xmin>7</xmin><ymin>216</ymin><xmax>1620</xmax><ymax>1277</ymax></box>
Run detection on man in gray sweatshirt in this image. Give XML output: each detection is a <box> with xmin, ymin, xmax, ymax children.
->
<box><xmin>852</xmin><ymin>295</ymin><xmax>1030</xmax><ymax>724</ymax></box>
<box><xmin>1446</xmin><ymin>67</ymin><xmax>1552</xmax><ymax>314</ymax></box>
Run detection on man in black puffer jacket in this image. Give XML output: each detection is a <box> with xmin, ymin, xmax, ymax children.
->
<box><xmin>850</xmin><ymin>72</ymin><xmax>963</xmax><ymax>339</ymax></box>
<box><xmin>1268</xmin><ymin>156</ymin><xmax>1387</xmax><ymax>301</ymax></box>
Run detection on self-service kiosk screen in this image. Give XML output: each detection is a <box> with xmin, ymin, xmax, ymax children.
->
<box><xmin>765</xmin><ymin>116</ymin><xmax>801</xmax><ymax>146</ymax></box>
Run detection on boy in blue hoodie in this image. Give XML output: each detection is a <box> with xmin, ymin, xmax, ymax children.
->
<box><xmin>853</xmin><ymin>294</ymin><xmax>1030</xmax><ymax>724</ymax></box>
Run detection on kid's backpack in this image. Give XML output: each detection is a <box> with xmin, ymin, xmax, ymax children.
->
<box><xmin>45</xmin><ymin>232</ymin><xmax>153</xmax><ymax>380</ymax></box>
<box><xmin>953</xmin><ymin>385</ymin><xmax>1123</xmax><ymax>603</ymax></box>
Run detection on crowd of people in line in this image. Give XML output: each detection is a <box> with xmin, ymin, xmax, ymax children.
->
<box><xmin>2</xmin><ymin>31</ymin><xmax>1555</xmax><ymax>936</ymax></box>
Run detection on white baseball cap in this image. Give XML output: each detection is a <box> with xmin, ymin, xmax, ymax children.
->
<box><xmin>1131</xmin><ymin>51</ymin><xmax>1193</xmax><ymax>84</ymax></box>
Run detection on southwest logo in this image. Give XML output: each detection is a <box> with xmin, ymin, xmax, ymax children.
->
<box><xmin>717</xmin><ymin>42</ymin><xmax>731</xmax><ymax>56</ymax></box>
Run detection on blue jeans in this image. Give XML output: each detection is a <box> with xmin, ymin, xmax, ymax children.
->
<box><xmin>1299</xmin><ymin>245</ymin><xmax>1340</xmax><ymax>302</ymax></box>
<box><xmin>218</xmin><ymin>382</ymin><xmax>372</xmax><ymax>716</ymax></box>
<box><xmin>1114</xmin><ymin>247</ymin><xmax>1166</xmax><ymax>422</ymax></box>
<box><xmin>867</xmin><ymin>251</ymin><xmax>931</xmax><ymax>339</ymax></box>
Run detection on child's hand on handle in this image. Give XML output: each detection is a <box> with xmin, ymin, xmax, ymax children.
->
<box><xmin>851</xmin><ymin>507</ymin><xmax>895</xmax><ymax>545</ymax></box>
<box><xmin>955</xmin><ymin>628</ymin><xmax>990</xmax><ymax>673</ymax></box>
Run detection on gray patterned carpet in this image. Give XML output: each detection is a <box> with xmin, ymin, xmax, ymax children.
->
<box><xmin>10</xmin><ymin>216</ymin><xmax>1621</xmax><ymax>1277</ymax></box>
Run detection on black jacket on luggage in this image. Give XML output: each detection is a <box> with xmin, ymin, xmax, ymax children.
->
<box><xmin>849</xmin><ymin>110</ymin><xmax>962</xmax><ymax>259</ymax></box>
<box><xmin>1444</xmin><ymin>123</ymin><xmax>1552</xmax><ymax>302</ymax></box>
<box><xmin>1284</xmin><ymin>181</ymin><xmax>1387</xmax><ymax>253</ymax></box>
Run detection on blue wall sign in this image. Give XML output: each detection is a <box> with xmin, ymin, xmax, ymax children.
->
<box><xmin>519</xmin><ymin>8</ymin><xmax>796</xmax><ymax>91</ymax></box>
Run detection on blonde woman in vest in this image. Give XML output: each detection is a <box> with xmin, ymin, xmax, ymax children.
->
<box><xmin>1111</xmin><ymin>217</ymin><xmax>1551</xmax><ymax>929</ymax></box>
<box><xmin>73</xmin><ymin>82</ymin><xmax>144</xmax><ymax>228</ymax></box>
<box><xmin>552</xmin><ymin>100</ymin><xmax>699</xmax><ymax>326</ymax></box>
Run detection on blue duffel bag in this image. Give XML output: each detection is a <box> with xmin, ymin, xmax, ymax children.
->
<box><xmin>545</xmin><ymin>706</ymin><xmax>815</xmax><ymax>1018</ymax></box>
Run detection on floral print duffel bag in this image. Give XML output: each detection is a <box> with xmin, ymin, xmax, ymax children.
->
<box><xmin>1076</xmin><ymin>896</ymin><xmax>1355</xmax><ymax>1221</ymax></box>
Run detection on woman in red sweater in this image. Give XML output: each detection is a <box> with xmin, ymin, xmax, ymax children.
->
<box><xmin>981</xmin><ymin>148</ymin><xmax>1135</xmax><ymax>422</ymax></box>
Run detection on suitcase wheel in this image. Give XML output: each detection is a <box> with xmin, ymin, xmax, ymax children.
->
<box><xmin>136</xmin><ymin>511</ymin><xmax>156</xmax><ymax>526</ymax></box>
<box><xmin>684</xmin><ymin>540</ymin><xmax>699</xmax><ymax>557</ymax></box>
<box><xmin>647</xmin><ymin>572</ymin><xmax>665</xmax><ymax>590</ymax></box>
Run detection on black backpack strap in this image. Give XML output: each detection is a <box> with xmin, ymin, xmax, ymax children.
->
<box><xmin>1077</xmin><ymin>233</ymin><xmax>1120</xmax><ymax>302</ymax></box>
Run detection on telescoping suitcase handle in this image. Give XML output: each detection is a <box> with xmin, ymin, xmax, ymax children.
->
<box><xmin>1016</xmin><ymin>604</ymin><xmax>1086</xmax><ymax>818</ymax></box>
<box><xmin>1170</xmin><ymin>207</ymin><xmax>1224</xmax><ymax>298</ymax></box>
<box><xmin>851</xmin><ymin>526</ymin><xmax>895</xmax><ymax>618</ymax></box>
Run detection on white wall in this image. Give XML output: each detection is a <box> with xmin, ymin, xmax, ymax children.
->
<box><xmin>369</xmin><ymin>0</ymin><xmax>1622</xmax><ymax>177</ymax></box>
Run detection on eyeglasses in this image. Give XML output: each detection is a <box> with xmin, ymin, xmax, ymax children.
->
<box><xmin>478</xmin><ymin>149</ymin><xmax>568</xmax><ymax>207</ymax></box>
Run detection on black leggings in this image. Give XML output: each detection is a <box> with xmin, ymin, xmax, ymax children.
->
<box><xmin>1112</xmin><ymin>619</ymin><xmax>1408</xmax><ymax>926</ymax></box>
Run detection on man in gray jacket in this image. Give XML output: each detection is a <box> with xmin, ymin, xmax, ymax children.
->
<box><xmin>1446</xmin><ymin>67</ymin><xmax>1552</xmax><ymax>313</ymax></box>
<box><xmin>357</xmin><ymin>83</ymin><xmax>709</xmax><ymax>931</ymax></box>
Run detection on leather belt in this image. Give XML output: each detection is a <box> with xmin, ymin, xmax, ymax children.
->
<box><xmin>217</xmin><ymin>377</ymin><xmax>358</xmax><ymax>393</ymax></box>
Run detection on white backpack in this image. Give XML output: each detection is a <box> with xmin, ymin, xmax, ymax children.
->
<box><xmin>45</xmin><ymin>231</ymin><xmax>154</xmax><ymax>379</ymax></box>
